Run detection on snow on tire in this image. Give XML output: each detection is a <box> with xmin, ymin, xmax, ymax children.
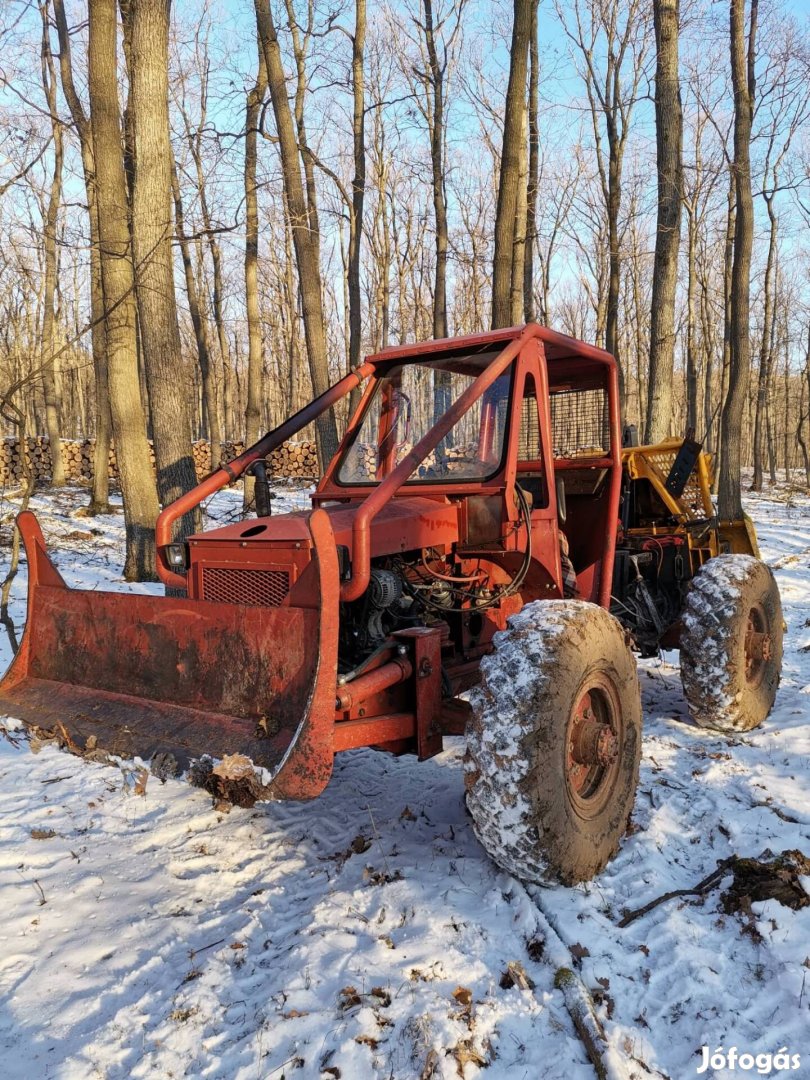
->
<box><xmin>680</xmin><ymin>554</ymin><xmax>783</xmax><ymax>733</ymax></box>
<box><xmin>464</xmin><ymin>601</ymin><xmax>642</xmax><ymax>886</ymax></box>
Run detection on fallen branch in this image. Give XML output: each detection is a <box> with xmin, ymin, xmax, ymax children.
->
<box><xmin>750</xmin><ymin>800</ymin><xmax>800</xmax><ymax>824</ymax></box>
<box><xmin>617</xmin><ymin>858</ymin><xmax>735</xmax><ymax>927</ymax></box>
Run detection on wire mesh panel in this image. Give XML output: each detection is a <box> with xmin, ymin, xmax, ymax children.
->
<box><xmin>637</xmin><ymin>445</ymin><xmax>711</xmax><ymax>516</ymax></box>
<box><xmin>518</xmin><ymin>394</ymin><xmax>540</xmax><ymax>459</ymax></box>
<box><xmin>550</xmin><ymin>388</ymin><xmax>610</xmax><ymax>457</ymax></box>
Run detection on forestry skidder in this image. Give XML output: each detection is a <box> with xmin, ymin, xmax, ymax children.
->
<box><xmin>0</xmin><ymin>325</ymin><xmax>783</xmax><ymax>884</ymax></box>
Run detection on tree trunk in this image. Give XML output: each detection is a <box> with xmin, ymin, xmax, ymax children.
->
<box><xmin>58</xmin><ymin>103</ymin><xmax>110</xmax><ymax>504</ymax></box>
<box><xmin>719</xmin><ymin>0</ymin><xmax>757</xmax><ymax>521</ymax></box>
<box><xmin>421</xmin><ymin>0</ymin><xmax>454</xmax><ymax>427</ymax></box>
<box><xmin>171</xmin><ymin>160</ymin><xmax>220</xmax><ymax>469</ymax></box>
<box><xmin>684</xmin><ymin>206</ymin><xmax>697</xmax><ymax>432</ymax></box>
<box><xmin>797</xmin><ymin>382</ymin><xmax>810</xmax><ymax>488</ymax></box>
<box><xmin>714</xmin><ymin>168</ymin><xmax>736</xmax><ymax>493</ymax></box>
<box><xmin>782</xmin><ymin>342</ymin><xmax>790</xmax><ymax>483</ymax></box>
<box><xmin>523</xmin><ymin>0</ymin><xmax>540</xmax><ymax>323</ymax></box>
<box><xmin>39</xmin><ymin>3</ymin><xmax>66</xmax><ymax>486</ymax></box>
<box><xmin>605</xmin><ymin>137</ymin><xmax>624</xmax><ymax>410</ymax></box>
<box><xmin>699</xmin><ymin>258</ymin><xmax>716</xmax><ymax>454</ymax></box>
<box><xmin>244</xmin><ymin>42</ymin><xmax>267</xmax><ymax>510</ymax></box>
<box><xmin>798</xmin><ymin>333</ymin><xmax>810</xmax><ymax>488</ymax></box>
<box><xmin>124</xmin><ymin>0</ymin><xmax>198</xmax><ymax>539</ymax></box>
<box><xmin>510</xmin><ymin>106</ymin><xmax>529</xmax><ymax>325</ymax></box>
<box><xmin>348</xmin><ymin>0</ymin><xmax>366</xmax><ymax>370</ymax></box>
<box><xmin>492</xmin><ymin>0</ymin><xmax>532</xmax><ymax>329</ymax></box>
<box><xmin>254</xmin><ymin>0</ymin><xmax>338</xmax><ymax>469</ymax></box>
<box><xmin>645</xmin><ymin>0</ymin><xmax>683</xmax><ymax>443</ymax></box>
<box><xmin>182</xmin><ymin>104</ymin><xmax>227</xmax><ymax>459</ymax></box>
<box><xmin>422</xmin><ymin>0</ymin><xmax>448</xmax><ymax>340</ymax></box>
<box><xmin>88</xmin><ymin>0</ymin><xmax>160</xmax><ymax>579</ymax></box>
<box><xmin>750</xmin><ymin>196</ymin><xmax>777</xmax><ymax>491</ymax></box>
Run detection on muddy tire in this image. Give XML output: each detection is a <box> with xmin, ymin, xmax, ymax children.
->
<box><xmin>680</xmin><ymin>555</ymin><xmax>782</xmax><ymax>733</ymax></box>
<box><xmin>464</xmin><ymin>601</ymin><xmax>642</xmax><ymax>885</ymax></box>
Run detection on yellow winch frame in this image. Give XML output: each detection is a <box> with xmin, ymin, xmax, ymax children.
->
<box><xmin>621</xmin><ymin>438</ymin><xmax>759</xmax><ymax>574</ymax></box>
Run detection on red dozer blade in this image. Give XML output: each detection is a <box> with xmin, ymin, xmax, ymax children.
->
<box><xmin>0</xmin><ymin>511</ymin><xmax>340</xmax><ymax>800</ymax></box>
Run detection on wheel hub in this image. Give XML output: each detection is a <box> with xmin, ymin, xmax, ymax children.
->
<box><xmin>571</xmin><ymin>717</ymin><xmax>620</xmax><ymax>767</ymax></box>
<box><xmin>566</xmin><ymin>684</ymin><xmax>623</xmax><ymax>808</ymax></box>
<box><xmin>744</xmin><ymin>605</ymin><xmax>771</xmax><ymax>685</ymax></box>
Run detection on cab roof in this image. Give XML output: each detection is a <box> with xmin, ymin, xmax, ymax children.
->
<box><xmin>365</xmin><ymin>323</ymin><xmax>616</xmax><ymax>370</ymax></box>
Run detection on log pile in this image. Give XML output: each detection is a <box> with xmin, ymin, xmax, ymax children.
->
<box><xmin>343</xmin><ymin>441</ymin><xmax>481</xmax><ymax>481</ymax></box>
<box><xmin>0</xmin><ymin>436</ymin><xmax>320</xmax><ymax>486</ymax></box>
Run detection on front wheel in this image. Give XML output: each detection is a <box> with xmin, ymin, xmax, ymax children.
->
<box><xmin>464</xmin><ymin>601</ymin><xmax>642</xmax><ymax>885</ymax></box>
<box><xmin>680</xmin><ymin>555</ymin><xmax>783</xmax><ymax>732</ymax></box>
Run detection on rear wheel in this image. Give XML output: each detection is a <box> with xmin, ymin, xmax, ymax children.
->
<box><xmin>680</xmin><ymin>555</ymin><xmax>782</xmax><ymax>732</ymax></box>
<box><xmin>464</xmin><ymin>601</ymin><xmax>642</xmax><ymax>885</ymax></box>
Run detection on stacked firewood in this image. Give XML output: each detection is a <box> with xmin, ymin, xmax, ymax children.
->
<box><xmin>0</xmin><ymin>436</ymin><xmax>320</xmax><ymax>486</ymax></box>
<box><xmin>0</xmin><ymin>436</ymin><xmax>91</xmax><ymax>484</ymax></box>
<box><xmin>267</xmin><ymin>440</ymin><xmax>319</xmax><ymax>477</ymax></box>
<box><xmin>193</xmin><ymin>440</ymin><xmax>318</xmax><ymax>478</ymax></box>
<box><xmin>342</xmin><ymin>441</ymin><xmax>481</xmax><ymax>481</ymax></box>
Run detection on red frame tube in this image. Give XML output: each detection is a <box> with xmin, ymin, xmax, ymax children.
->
<box><xmin>335</xmin><ymin>656</ymin><xmax>412</xmax><ymax>711</ymax></box>
<box><xmin>339</xmin><ymin>325</ymin><xmax>537</xmax><ymax>602</ymax></box>
<box><xmin>155</xmin><ymin>362</ymin><xmax>375</xmax><ymax>589</ymax></box>
<box><xmin>599</xmin><ymin>359</ymin><xmax>623</xmax><ymax>608</ymax></box>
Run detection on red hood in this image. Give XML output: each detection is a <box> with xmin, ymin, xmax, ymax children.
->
<box><xmin>191</xmin><ymin>496</ymin><xmax>460</xmax><ymax>559</ymax></box>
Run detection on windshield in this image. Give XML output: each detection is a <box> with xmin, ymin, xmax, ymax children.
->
<box><xmin>336</xmin><ymin>350</ymin><xmax>511</xmax><ymax>485</ymax></box>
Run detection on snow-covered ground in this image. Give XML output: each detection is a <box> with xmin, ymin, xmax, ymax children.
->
<box><xmin>0</xmin><ymin>482</ymin><xmax>808</xmax><ymax>1080</ymax></box>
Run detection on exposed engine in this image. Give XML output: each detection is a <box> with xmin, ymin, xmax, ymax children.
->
<box><xmin>338</xmin><ymin>546</ymin><xmax>530</xmax><ymax>674</ymax></box>
<box><xmin>341</xmin><ymin>557</ymin><xmax>457</xmax><ymax>673</ymax></box>
<box><xmin>611</xmin><ymin>536</ymin><xmax>689</xmax><ymax>657</ymax></box>
<box><xmin>338</xmin><ymin>488</ymin><xmax>533</xmax><ymax>674</ymax></box>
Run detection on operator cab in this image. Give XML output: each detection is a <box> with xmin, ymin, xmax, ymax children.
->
<box><xmin>316</xmin><ymin>327</ymin><xmax>622</xmax><ymax>610</ymax></box>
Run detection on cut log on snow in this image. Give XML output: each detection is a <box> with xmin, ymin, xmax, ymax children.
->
<box><xmin>554</xmin><ymin>967</ymin><xmax>629</xmax><ymax>1080</ymax></box>
<box><xmin>527</xmin><ymin>889</ymin><xmax>657</xmax><ymax>1080</ymax></box>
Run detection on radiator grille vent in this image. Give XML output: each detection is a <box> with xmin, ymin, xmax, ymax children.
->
<box><xmin>202</xmin><ymin>566</ymin><xmax>290</xmax><ymax>607</ymax></box>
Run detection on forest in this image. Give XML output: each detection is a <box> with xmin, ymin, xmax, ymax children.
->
<box><xmin>1</xmin><ymin>0</ymin><xmax>809</xmax><ymax>579</ymax></box>
<box><xmin>3</xmin><ymin>7</ymin><xmax>810</xmax><ymax>1077</ymax></box>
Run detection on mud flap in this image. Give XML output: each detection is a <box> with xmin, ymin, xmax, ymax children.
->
<box><xmin>717</xmin><ymin>514</ymin><xmax>761</xmax><ymax>559</ymax></box>
<box><xmin>0</xmin><ymin>509</ymin><xmax>339</xmax><ymax>799</ymax></box>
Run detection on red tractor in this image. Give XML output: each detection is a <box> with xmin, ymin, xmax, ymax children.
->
<box><xmin>0</xmin><ymin>325</ymin><xmax>782</xmax><ymax>883</ymax></box>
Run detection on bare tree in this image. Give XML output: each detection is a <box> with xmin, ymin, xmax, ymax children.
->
<box><xmin>416</xmin><ymin>0</ymin><xmax>466</xmax><ymax>339</ymax></box>
<box><xmin>749</xmin><ymin>21</ymin><xmax>809</xmax><ymax>490</ymax></box>
<box><xmin>244</xmin><ymin>40</ymin><xmax>267</xmax><ymax>508</ymax></box>
<box><xmin>122</xmin><ymin>0</ymin><xmax>198</xmax><ymax>538</ymax></box>
<box><xmin>719</xmin><ymin>0</ymin><xmax>758</xmax><ymax>520</ymax></box>
<box><xmin>38</xmin><ymin>1</ymin><xmax>65</xmax><ymax>485</ymax></box>
<box><xmin>524</xmin><ymin>0</ymin><xmax>540</xmax><ymax>323</ymax></box>
<box><xmin>253</xmin><ymin>0</ymin><xmax>338</xmax><ymax>467</ymax></box>
<box><xmin>171</xmin><ymin>157</ymin><xmax>218</xmax><ymax>467</ymax></box>
<box><xmin>53</xmin><ymin>0</ymin><xmax>111</xmax><ymax>513</ymax></box>
<box><xmin>348</xmin><ymin>0</ymin><xmax>366</xmax><ymax>371</ymax></box>
<box><xmin>492</xmin><ymin>0</ymin><xmax>533</xmax><ymax>329</ymax></box>
<box><xmin>87</xmin><ymin>0</ymin><xmax>160</xmax><ymax>579</ymax></box>
<box><xmin>645</xmin><ymin>0</ymin><xmax>683</xmax><ymax>443</ymax></box>
<box><xmin>557</xmin><ymin>0</ymin><xmax>651</xmax><ymax>408</ymax></box>
<box><xmin>176</xmin><ymin>32</ymin><xmax>228</xmax><ymax>457</ymax></box>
